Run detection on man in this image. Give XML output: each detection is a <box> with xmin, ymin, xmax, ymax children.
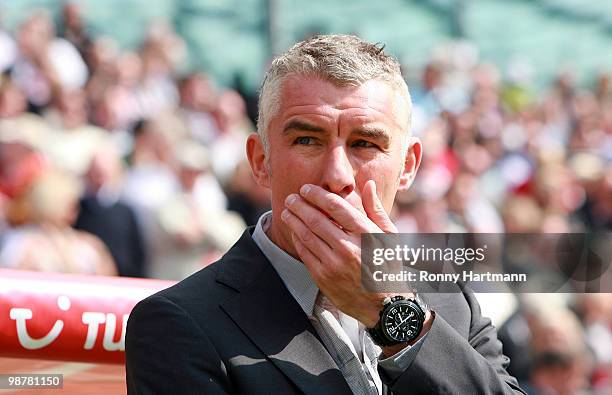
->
<box><xmin>75</xmin><ymin>142</ymin><xmax>147</xmax><ymax>277</ymax></box>
<box><xmin>126</xmin><ymin>35</ymin><xmax>524</xmax><ymax>394</ymax></box>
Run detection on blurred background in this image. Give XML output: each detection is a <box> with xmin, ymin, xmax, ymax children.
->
<box><xmin>0</xmin><ymin>0</ymin><xmax>610</xmax><ymax>394</ymax></box>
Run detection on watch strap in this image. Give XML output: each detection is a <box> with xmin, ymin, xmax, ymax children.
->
<box><xmin>367</xmin><ymin>323</ymin><xmax>397</xmax><ymax>347</ymax></box>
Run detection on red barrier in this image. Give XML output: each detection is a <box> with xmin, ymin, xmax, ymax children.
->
<box><xmin>0</xmin><ymin>269</ymin><xmax>175</xmax><ymax>364</ymax></box>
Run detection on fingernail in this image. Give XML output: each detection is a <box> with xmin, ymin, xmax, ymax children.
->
<box><xmin>281</xmin><ymin>209</ymin><xmax>289</xmax><ymax>221</ymax></box>
<box><xmin>285</xmin><ymin>194</ymin><xmax>297</xmax><ymax>206</ymax></box>
<box><xmin>300</xmin><ymin>184</ymin><xmax>311</xmax><ymax>196</ymax></box>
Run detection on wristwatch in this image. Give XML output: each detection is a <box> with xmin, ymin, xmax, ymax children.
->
<box><xmin>367</xmin><ymin>295</ymin><xmax>427</xmax><ymax>347</ymax></box>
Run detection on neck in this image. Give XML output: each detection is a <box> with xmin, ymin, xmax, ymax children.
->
<box><xmin>265</xmin><ymin>212</ymin><xmax>302</xmax><ymax>262</ymax></box>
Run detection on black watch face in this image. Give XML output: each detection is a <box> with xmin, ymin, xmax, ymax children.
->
<box><xmin>382</xmin><ymin>301</ymin><xmax>423</xmax><ymax>343</ymax></box>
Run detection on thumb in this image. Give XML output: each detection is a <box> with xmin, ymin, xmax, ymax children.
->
<box><xmin>362</xmin><ymin>180</ymin><xmax>397</xmax><ymax>233</ymax></box>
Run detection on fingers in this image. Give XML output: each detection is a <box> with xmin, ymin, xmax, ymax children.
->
<box><xmin>294</xmin><ymin>182</ymin><xmax>397</xmax><ymax>234</ymax></box>
<box><xmin>283</xmin><ymin>196</ymin><xmax>362</xmax><ymax>269</ymax></box>
<box><xmin>298</xmin><ymin>184</ymin><xmax>370</xmax><ymax>233</ymax></box>
<box><xmin>361</xmin><ymin>180</ymin><xmax>397</xmax><ymax>233</ymax></box>
<box><xmin>285</xmin><ymin>193</ymin><xmax>352</xmax><ymax>244</ymax></box>
<box><xmin>290</xmin><ymin>233</ymin><xmax>323</xmax><ymax>277</ymax></box>
<box><xmin>281</xmin><ymin>206</ymin><xmax>334</xmax><ymax>260</ymax></box>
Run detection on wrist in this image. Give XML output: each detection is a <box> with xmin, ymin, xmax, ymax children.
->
<box><xmin>356</xmin><ymin>294</ymin><xmax>387</xmax><ymax>328</ymax></box>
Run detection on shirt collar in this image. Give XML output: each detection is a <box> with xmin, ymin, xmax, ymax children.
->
<box><xmin>252</xmin><ymin>211</ymin><xmax>319</xmax><ymax>317</ymax></box>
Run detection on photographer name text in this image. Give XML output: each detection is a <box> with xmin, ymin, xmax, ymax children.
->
<box><xmin>371</xmin><ymin>270</ymin><xmax>527</xmax><ymax>283</ymax></box>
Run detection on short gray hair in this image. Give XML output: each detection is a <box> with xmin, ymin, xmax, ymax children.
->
<box><xmin>257</xmin><ymin>34</ymin><xmax>412</xmax><ymax>153</ymax></box>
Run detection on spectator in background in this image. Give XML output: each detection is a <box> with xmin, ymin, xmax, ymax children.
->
<box><xmin>0</xmin><ymin>21</ymin><xmax>17</xmax><ymax>75</ymax></box>
<box><xmin>121</xmin><ymin>119</ymin><xmax>178</xmax><ymax>275</ymax></box>
<box><xmin>526</xmin><ymin>304</ymin><xmax>593</xmax><ymax>395</ymax></box>
<box><xmin>0</xmin><ymin>73</ymin><xmax>52</xmax><ymax>147</ymax></box>
<box><xmin>58</xmin><ymin>1</ymin><xmax>92</xmax><ymax>58</ymax></box>
<box><xmin>152</xmin><ymin>141</ymin><xmax>244</xmax><ymax>280</ymax></box>
<box><xmin>0</xmin><ymin>75</ymin><xmax>27</xmax><ymax>119</ymax></box>
<box><xmin>122</xmin><ymin>118</ymin><xmax>177</xmax><ymax>214</ymax></box>
<box><xmin>75</xmin><ymin>142</ymin><xmax>147</xmax><ymax>277</ymax></box>
<box><xmin>134</xmin><ymin>22</ymin><xmax>180</xmax><ymax>119</ymax></box>
<box><xmin>528</xmin><ymin>352</ymin><xmax>592</xmax><ymax>395</ymax></box>
<box><xmin>42</xmin><ymin>88</ymin><xmax>108</xmax><ymax>175</ymax></box>
<box><xmin>500</xmin><ymin>296</ymin><xmax>594</xmax><ymax>395</ymax></box>
<box><xmin>225</xmin><ymin>159</ymin><xmax>271</xmax><ymax>226</ymax></box>
<box><xmin>0</xmin><ymin>138</ymin><xmax>46</xmax><ymax>227</ymax></box>
<box><xmin>175</xmin><ymin>72</ymin><xmax>220</xmax><ymax>145</ymax></box>
<box><xmin>576</xmin><ymin>156</ymin><xmax>612</xmax><ymax>230</ymax></box>
<box><xmin>574</xmin><ymin>294</ymin><xmax>612</xmax><ymax>392</ymax></box>
<box><xmin>209</xmin><ymin>89</ymin><xmax>252</xmax><ymax>184</ymax></box>
<box><xmin>11</xmin><ymin>11</ymin><xmax>88</xmax><ymax>111</ymax></box>
<box><xmin>0</xmin><ymin>167</ymin><xmax>116</xmax><ymax>275</ymax></box>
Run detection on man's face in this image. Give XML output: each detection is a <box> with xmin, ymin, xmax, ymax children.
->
<box><xmin>248</xmin><ymin>75</ymin><xmax>419</xmax><ymax>252</ymax></box>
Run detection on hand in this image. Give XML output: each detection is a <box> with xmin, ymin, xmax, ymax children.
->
<box><xmin>281</xmin><ymin>180</ymin><xmax>400</xmax><ymax>327</ymax></box>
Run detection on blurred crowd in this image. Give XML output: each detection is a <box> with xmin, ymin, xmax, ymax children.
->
<box><xmin>0</xmin><ymin>5</ymin><xmax>267</xmax><ymax>280</ymax></box>
<box><xmin>0</xmin><ymin>4</ymin><xmax>610</xmax><ymax>394</ymax></box>
<box><xmin>397</xmin><ymin>43</ymin><xmax>612</xmax><ymax>394</ymax></box>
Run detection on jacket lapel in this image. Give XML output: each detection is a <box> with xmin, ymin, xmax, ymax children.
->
<box><xmin>217</xmin><ymin>229</ymin><xmax>352</xmax><ymax>395</ymax></box>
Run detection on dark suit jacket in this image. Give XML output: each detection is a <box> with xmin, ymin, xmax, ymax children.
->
<box><xmin>126</xmin><ymin>228</ymin><xmax>525</xmax><ymax>394</ymax></box>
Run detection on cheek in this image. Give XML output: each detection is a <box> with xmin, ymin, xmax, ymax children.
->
<box><xmin>355</xmin><ymin>160</ymin><xmax>402</xmax><ymax>207</ymax></box>
<box><xmin>268</xmin><ymin>150</ymin><xmax>318</xmax><ymax>203</ymax></box>
<box><xmin>270</xmin><ymin>149</ymin><xmax>316</xmax><ymax>182</ymax></box>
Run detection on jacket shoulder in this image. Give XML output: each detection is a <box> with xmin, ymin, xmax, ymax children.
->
<box><xmin>146</xmin><ymin>259</ymin><xmax>230</xmax><ymax>312</ymax></box>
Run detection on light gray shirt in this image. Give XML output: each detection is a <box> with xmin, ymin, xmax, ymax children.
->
<box><xmin>252</xmin><ymin>211</ymin><xmax>427</xmax><ymax>392</ymax></box>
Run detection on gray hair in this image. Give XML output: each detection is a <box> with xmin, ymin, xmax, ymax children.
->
<box><xmin>257</xmin><ymin>34</ymin><xmax>412</xmax><ymax>153</ymax></box>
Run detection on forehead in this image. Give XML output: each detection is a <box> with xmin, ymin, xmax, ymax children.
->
<box><xmin>275</xmin><ymin>75</ymin><xmax>407</xmax><ymax>129</ymax></box>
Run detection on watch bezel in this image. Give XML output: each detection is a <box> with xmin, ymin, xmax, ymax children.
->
<box><xmin>380</xmin><ymin>298</ymin><xmax>425</xmax><ymax>343</ymax></box>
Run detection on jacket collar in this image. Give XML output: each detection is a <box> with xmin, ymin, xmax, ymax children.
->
<box><xmin>217</xmin><ymin>228</ymin><xmax>352</xmax><ymax>395</ymax></box>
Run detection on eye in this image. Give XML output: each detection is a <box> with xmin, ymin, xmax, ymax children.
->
<box><xmin>294</xmin><ymin>136</ymin><xmax>317</xmax><ymax>145</ymax></box>
<box><xmin>352</xmin><ymin>140</ymin><xmax>378</xmax><ymax>149</ymax></box>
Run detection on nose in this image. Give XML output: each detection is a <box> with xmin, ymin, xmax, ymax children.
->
<box><xmin>320</xmin><ymin>145</ymin><xmax>355</xmax><ymax>198</ymax></box>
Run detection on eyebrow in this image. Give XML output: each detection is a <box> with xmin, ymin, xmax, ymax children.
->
<box><xmin>352</xmin><ymin>127</ymin><xmax>391</xmax><ymax>146</ymax></box>
<box><xmin>282</xmin><ymin>120</ymin><xmax>326</xmax><ymax>135</ymax></box>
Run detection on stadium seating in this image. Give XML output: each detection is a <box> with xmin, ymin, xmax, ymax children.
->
<box><xmin>1</xmin><ymin>0</ymin><xmax>611</xmax><ymax>92</ymax></box>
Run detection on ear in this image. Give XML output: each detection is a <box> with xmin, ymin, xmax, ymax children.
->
<box><xmin>398</xmin><ymin>136</ymin><xmax>422</xmax><ymax>191</ymax></box>
<box><xmin>246</xmin><ymin>133</ymin><xmax>271</xmax><ymax>188</ymax></box>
